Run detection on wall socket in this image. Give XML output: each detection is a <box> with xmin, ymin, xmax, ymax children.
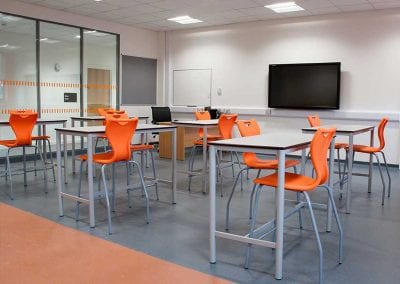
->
<box><xmin>217</xmin><ymin>88</ymin><xmax>222</xmax><ymax>96</ymax></box>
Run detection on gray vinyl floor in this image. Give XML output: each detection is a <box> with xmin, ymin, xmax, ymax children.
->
<box><xmin>1</xmin><ymin>152</ymin><xmax>399</xmax><ymax>283</ymax></box>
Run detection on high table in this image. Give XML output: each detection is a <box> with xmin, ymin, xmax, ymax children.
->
<box><xmin>70</xmin><ymin>116</ymin><xmax>149</xmax><ymax>173</ymax></box>
<box><xmin>55</xmin><ymin>124</ymin><xmax>177</xmax><ymax>228</ymax></box>
<box><xmin>0</xmin><ymin>118</ymin><xmax>68</xmax><ymax>181</ymax></box>
<box><xmin>208</xmin><ymin>132</ymin><xmax>313</xmax><ymax>280</ymax></box>
<box><xmin>302</xmin><ymin>124</ymin><xmax>374</xmax><ymax>214</ymax></box>
<box><xmin>172</xmin><ymin>119</ymin><xmax>219</xmax><ymax>193</ymax></box>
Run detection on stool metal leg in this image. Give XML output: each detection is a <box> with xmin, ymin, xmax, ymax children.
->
<box><xmin>304</xmin><ymin>192</ymin><xmax>323</xmax><ymax>284</ymax></box>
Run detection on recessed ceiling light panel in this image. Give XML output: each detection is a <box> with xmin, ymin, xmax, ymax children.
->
<box><xmin>265</xmin><ymin>2</ymin><xmax>304</xmax><ymax>13</ymax></box>
<box><xmin>168</xmin><ymin>16</ymin><xmax>202</xmax><ymax>25</ymax></box>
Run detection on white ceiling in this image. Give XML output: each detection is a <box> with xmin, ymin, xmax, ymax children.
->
<box><xmin>14</xmin><ymin>0</ymin><xmax>400</xmax><ymax>31</ymax></box>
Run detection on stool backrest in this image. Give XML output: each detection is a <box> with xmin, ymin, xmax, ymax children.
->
<box><xmin>97</xmin><ymin>108</ymin><xmax>115</xmax><ymax>116</ymax></box>
<box><xmin>236</xmin><ymin>119</ymin><xmax>260</xmax><ymax>165</ymax></box>
<box><xmin>218</xmin><ymin>114</ymin><xmax>238</xmax><ymax>139</ymax></box>
<box><xmin>9</xmin><ymin>111</ymin><xmax>38</xmax><ymax>146</ymax></box>
<box><xmin>377</xmin><ymin>117</ymin><xmax>389</xmax><ymax>151</ymax></box>
<box><xmin>105</xmin><ymin>117</ymin><xmax>138</xmax><ymax>162</ymax></box>
<box><xmin>307</xmin><ymin>114</ymin><xmax>321</xmax><ymax>127</ymax></box>
<box><xmin>310</xmin><ymin>128</ymin><xmax>336</xmax><ymax>186</ymax></box>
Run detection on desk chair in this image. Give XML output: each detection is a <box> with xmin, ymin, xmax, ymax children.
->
<box><xmin>188</xmin><ymin>113</ymin><xmax>240</xmax><ymax>196</ymax></box>
<box><xmin>246</xmin><ymin>128</ymin><xmax>343</xmax><ymax>284</ymax></box>
<box><xmin>97</xmin><ymin>107</ymin><xmax>115</xmax><ymax>116</ymax></box>
<box><xmin>346</xmin><ymin>118</ymin><xmax>391</xmax><ymax>205</ymax></box>
<box><xmin>307</xmin><ymin>114</ymin><xmax>347</xmax><ymax>184</ymax></box>
<box><xmin>76</xmin><ymin>116</ymin><xmax>150</xmax><ymax>234</ymax></box>
<box><xmin>95</xmin><ymin>109</ymin><xmax>126</xmax><ymax>151</ymax></box>
<box><xmin>7</xmin><ymin>110</ymin><xmax>55</xmax><ymax>183</ymax></box>
<box><xmin>0</xmin><ymin>111</ymin><xmax>47</xmax><ymax>199</ymax></box>
<box><xmin>225</xmin><ymin>119</ymin><xmax>300</xmax><ymax>231</ymax></box>
<box><xmin>103</xmin><ymin>112</ymin><xmax>158</xmax><ymax>201</ymax></box>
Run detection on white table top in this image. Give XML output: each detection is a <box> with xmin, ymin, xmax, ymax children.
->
<box><xmin>302</xmin><ymin>124</ymin><xmax>374</xmax><ymax>134</ymax></box>
<box><xmin>172</xmin><ymin>119</ymin><xmax>218</xmax><ymax>126</ymax></box>
<box><xmin>0</xmin><ymin>118</ymin><xmax>67</xmax><ymax>125</ymax></box>
<box><xmin>71</xmin><ymin>116</ymin><xmax>149</xmax><ymax>121</ymax></box>
<box><xmin>208</xmin><ymin>132</ymin><xmax>312</xmax><ymax>150</ymax></box>
<box><xmin>55</xmin><ymin>124</ymin><xmax>176</xmax><ymax>134</ymax></box>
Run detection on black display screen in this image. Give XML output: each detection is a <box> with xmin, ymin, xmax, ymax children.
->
<box><xmin>268</xmin><ymin>62</ymin><xmax>341</xmax><ymax>109</ymax></box>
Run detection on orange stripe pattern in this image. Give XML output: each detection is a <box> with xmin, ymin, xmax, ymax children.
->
<box><xmin>0</xmin><ymin>80</ymin><xmax>117</xmax><ymax>90</ymax></box>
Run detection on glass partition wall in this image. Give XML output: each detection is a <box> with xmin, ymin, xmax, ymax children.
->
<box><xmin>83</xmin><ymin>30</ymin><xmax>117</xmax><ymax>117</ymax></box>
<box><xmin>0</xmin><ymin>13</ymin><xmax>36</xmax><ymax>122</ymax></box>
<box><xmin>39</xmin><ymin>22</ymin><xmax>80</xmax><ymax>136</ymax></box>
<box><xmin>0</xmin><ymin>12</ymin><xmax>119</xmax><ymax>133</ymax></box>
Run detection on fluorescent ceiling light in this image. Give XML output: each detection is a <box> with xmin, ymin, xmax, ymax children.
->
<box><xmin>168</xmin><ymin>16</ymin><xmax>202</xmax><ymax>25</ymax></box>
<box><xmin>75</xmin><ymin>35</ymin><xmax>81</xmax><ymax>38</ymax></box>
<box><xmin>40</xmin><ymin>38</ymin><xmax>60</xmax><ymax>44</ymax></box>
<box><xmin>0</xmin><ymin>44</ymin><xmax>21</xmax><ymax>50</ymax></box>
<box><xmin>265</xmin><ymin>2</ymin><xmax>304</xmax><ymax>13</ymax></box>
<box><xmin>0</xmin><ymin>14</ymin><xmax>21</xmax><ymax>22</ymax></box>
<box><xmin>83</xmin><ymin>30</ymin><xmax>107</xmax><ymax>36</ymax></box>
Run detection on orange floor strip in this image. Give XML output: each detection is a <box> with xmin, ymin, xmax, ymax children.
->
<box><xmin>0</xmin><ymin>203</ymin><xmax>230</xmax><ymax>284</ymax></box>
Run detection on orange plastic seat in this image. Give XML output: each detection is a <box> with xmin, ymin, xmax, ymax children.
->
<box><xmin>307</xmin><ymin>114</ymin><xmax>348</xmax><ymax>150</ymax></box>
<box><xmin>246</xmin><ymin>128</ymin><xmax>343</xmax><ymax>283</ymax></box>
<box><xmin>97</xmin><ymin>107</ymin><xmax>115</xmax><ymax>116</ymax></box>
<box><xmin>0</xmin><ymin>111</ymin><xmax>47</xmax><ymax>199</ymax></box>
<box><xmin>188</xmin><ymin>113</ymin><xmax>239</xmax><ymax>194</ymax></box>
<box><xmin>307</xmin><ymin>114</ymin><xmax>347</xmax><ymax>185</ymax></box>
<box><xmin>194</xmin><ymin>111</ymin><xmax>220</xmax><ymax>140</ymax></box>
<box><xmin>95</xmin><ymin>111</ymin><xmax>128</xmax><ymax>150</ymax></box>
<box><xmin>346</xmin><ymin>118</ymin><xmax>391</xmax><ymax>205</ymax></box>
<box><xmin>76</xmin><ymin>116</ymin><xmax>151</xmax><ymax>234</ymax></box>
<box><xmin>225</xmin><ymin>119</ymin><xmax>300</xmax><ymax>230</ymax></box>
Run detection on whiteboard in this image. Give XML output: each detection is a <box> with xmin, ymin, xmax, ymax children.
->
<box><xmin>173</xmin><ymin>69</ymin><xmax>211</xmax><ymax>106</ymax></box>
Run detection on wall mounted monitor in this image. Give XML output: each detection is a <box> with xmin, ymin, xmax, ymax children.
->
<box><xmin>268</xmin><ymin>62</ymin><xmax>341</xmax><ymax>109</ymax></box>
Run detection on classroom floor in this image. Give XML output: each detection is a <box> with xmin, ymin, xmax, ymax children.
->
<box><xmin>1</xmin><ymin>153</ymin><xmax>399</xmax><ymax>283</ymax></box>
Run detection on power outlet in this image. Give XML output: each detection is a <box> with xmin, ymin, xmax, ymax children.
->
<box><xmin>217</xmin><ymin>88</ymin><xmax>222</xmax><ymax>96</ymax></box>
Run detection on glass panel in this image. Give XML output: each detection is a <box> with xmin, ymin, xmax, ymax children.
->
<box><xmin>40</xmin><ymin>22</ymin><xmax>80</xmax><ymax>132</ymax></box>
<box><xmin>83</xmin><ymin>30</ymin><xmax>117</xmax><ymax>117</ymax></box>
<box><xmin>0</xmin><ymin>13</ymin><xmax>36</xmax><ymax>121</ymax></box>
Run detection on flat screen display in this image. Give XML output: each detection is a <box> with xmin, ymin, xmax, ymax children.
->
<box><xmin>268</xmin><ymin>62</ymin><xmax>341</xmax><ymax>109</ymax></box>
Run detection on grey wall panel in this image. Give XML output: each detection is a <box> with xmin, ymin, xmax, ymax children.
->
<box><xmin>121</xmin><ymin>55</ymin><xmax>156</xmax><ymax>105</ymax></box>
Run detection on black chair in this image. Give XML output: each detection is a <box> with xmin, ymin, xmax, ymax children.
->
<box><xmin>151</xmin><ymin>106</ymin><xmax>171</xmax><ymax>124</ymax></box>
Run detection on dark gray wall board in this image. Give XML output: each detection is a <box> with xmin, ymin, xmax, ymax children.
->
<box><xmin>121</xmin><ymin>55</ymin><xmax>157</xmax><ymax>105</ymax></box>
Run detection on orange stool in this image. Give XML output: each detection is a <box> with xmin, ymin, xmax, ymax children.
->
<box><xmin>347</xmin><ymin>118</ymin><xmax>391</xmax><ymax>205</ymax></box>
<box><xmin>225</xmin><ymin>119</ymin><xmax>300</xmax><ymax>230</ymax></box>
<box><xmin>0</xmin><ymin>111</ymin><xmax>47</xmax><ymax>199</ymax></box>
<box><xmin>76</xmin><ymin>116</ymin><xmax>150</xmax><ymax>234</ymax></box>
<box><xmin>246</xmin><ymin>128</ymin><xmax>343</xmax><ymax>283</ymax></box>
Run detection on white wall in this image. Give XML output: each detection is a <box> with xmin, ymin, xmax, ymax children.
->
<box><xmin>166</xmin><ymin>9</ymin><xmax>400</xmax><ymax>165</ymax></box>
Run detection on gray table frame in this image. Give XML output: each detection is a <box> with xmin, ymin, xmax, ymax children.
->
<box><xmin>172</xmin><ymin>119</ymin><xmax>219</xmax><ymax>193</ymax></box>
<box><xmin>55</xmin><ymin>124</ymin><xmax>177</xmax><ymax>228</ymax></box>
<box><xmin>302</xmin><ymin>124</ymin><xmax>374</xmax><ymax>213</ymax></box>
<box><xmin>208</xmin><ymin>132</ymin><xmax>316</xmax><ymax>280</ymax></box>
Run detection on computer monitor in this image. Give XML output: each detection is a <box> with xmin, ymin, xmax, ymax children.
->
<box><xmin>151</xmin><ymin>107</ymin><xmax>171</xmax><ymax>124</ymax></box>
